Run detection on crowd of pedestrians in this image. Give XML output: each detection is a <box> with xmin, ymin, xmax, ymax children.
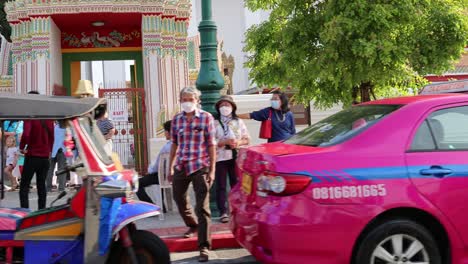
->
<box><xmin>1</xmin><ymin>87</ymin><xmax>296</xmax><ymax>263</ymax></box>
<box><xmin>125</xmin><ymin>87</ymin><xmax>295</xmax><ymax>262</ymax></box>
<box><xmin>0</xmin><ymin>91</ymin><xmax>103</xmax><ymax>209</ymax></box>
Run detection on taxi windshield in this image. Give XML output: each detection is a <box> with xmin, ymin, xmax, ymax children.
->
<box><xmin>285</xmin><ymin>105</ymin><xmax>400</xmax><ymax>147</ymax></box>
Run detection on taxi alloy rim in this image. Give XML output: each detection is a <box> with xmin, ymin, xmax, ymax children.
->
<box><xmin>370</xmin><ymin>234</ymin><xmax>430</xmax><ymax>264</ymax></box>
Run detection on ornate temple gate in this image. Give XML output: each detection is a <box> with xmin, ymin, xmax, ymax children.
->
<box><xmin>4</xmin><ymin>0</ymin><xmax>192</xmax><ymax>177</ymax></box>
<box><xmin>99</xmin><ymin>88</ymin><xmax>148</xmax><ymax>174</ymax></box>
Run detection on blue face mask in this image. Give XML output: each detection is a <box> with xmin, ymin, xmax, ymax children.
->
<box><xmin>271</xmin><ymin>100</ymin><xmax>281</xmax><ymax>110</ymax></box>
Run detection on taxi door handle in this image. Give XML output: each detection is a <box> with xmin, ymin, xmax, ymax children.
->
<box><xmin>420</xmin><ymin>166</ymin><xmax>452</xmax><ymax>178</ymax></box>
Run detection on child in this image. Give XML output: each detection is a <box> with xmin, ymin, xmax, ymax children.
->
<box><xmin>4</xmin><ymin>136</ymin><xmax>19</xmax><ymax>190</ymax></box>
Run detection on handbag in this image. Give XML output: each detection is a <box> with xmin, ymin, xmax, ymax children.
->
<box><xmin>218</xmin><ymin>119</ymin><xmax>239</xmax><ymax>159</ymax></box>
<box><xmin>259</xmin><ymin>110</ymin><xmax>272</xmax><ymax>139</ymax></box>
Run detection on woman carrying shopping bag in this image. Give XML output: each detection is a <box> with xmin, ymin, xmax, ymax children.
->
<box><xmin>239</xmin><ymin>90</ymin><xmax>296</xmax><ymax>142</ymax></box>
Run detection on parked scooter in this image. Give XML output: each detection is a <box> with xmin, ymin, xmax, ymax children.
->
<box><xmin>0</xmin><ymin>93</ymin><xmax>170</xmax><ymax>264</ymax></box>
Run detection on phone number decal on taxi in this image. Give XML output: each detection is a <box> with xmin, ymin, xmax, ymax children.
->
<box><xmin>312</xmin><ymin>184</ymin><xmax>387</xmax><ymax>199</ymax></box>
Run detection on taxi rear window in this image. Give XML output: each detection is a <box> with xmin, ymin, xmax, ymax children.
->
<box><xmin>285</xmin><ymin>105</ymin><xmax>400</xmax><ymax>147</ymax></box>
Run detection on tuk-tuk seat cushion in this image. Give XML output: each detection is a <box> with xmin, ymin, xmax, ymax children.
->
<box><xmin>0</xmin><ymin>208</ymin><xmax>31</xmax><ymax>230</ymax></box>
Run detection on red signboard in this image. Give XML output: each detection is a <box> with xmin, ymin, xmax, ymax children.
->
<box><xmin>61</xmin><ymin>29</ymin><xmax>142</xmax><ymax>49</ymax></box>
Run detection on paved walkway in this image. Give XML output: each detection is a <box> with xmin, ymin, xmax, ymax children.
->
<box><xmin>0</xmin><ymin>188</ymin><xmax>238</xmax><ymax>253</ymax></box>
<box><xmin>171</xmin><ymin>248</ymin><xmax>259</xmax><ymax>264</ymax></box>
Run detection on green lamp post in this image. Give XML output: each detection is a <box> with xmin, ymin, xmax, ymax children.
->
<box><xmin>196</xmin><ymin>0</ymin><xmax>224</xmax><ymax>217</ymax></box>
<box><xmin>196</xmin><ymin>0</ymin><xmax>224</xmax><ymax>114</ymax></box>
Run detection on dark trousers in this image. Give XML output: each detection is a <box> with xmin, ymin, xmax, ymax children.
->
<box><xmin>136</xmin><ymin>173</ymin><xmax>166</xmax><ymax>212</ymax></box>
<box><xmin>46</xmin><ymin>150</ymin><xmax>68</xmax><ymax>192</ymax></box>
<box><xmin>173</xmin><ymin>167</ymin><xmax>211</xmax><ymax>250</ymax></box>
<box><xmin>20</xmin><ymin>156</ymin><xmax>49</xmax><ymax>209</ymax></box>
<box><xmin>215</xmin><ymin>159</ymin><xmax>238</xmax><ymax>216</ymax></box>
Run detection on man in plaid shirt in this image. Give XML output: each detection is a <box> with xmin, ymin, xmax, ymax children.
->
<box><xmin>169</xmin><ymin>87</ymin><xmax>216</xmax><ymax>262</ymax></box>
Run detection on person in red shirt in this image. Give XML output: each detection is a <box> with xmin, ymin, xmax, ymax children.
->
<box><xmin>18</xmin><ymin>91</ymin><xmax>55</xmax><ymax>209</ymax></box>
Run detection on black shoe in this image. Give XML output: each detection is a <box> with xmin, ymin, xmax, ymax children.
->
<box><xmin>220</xmin><ymin>214</ymin><xmax>229</xmax><ymax>223</ymax></box>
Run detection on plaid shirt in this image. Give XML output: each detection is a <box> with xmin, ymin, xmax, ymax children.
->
<box><xmin>171</xmin><ymin>109</ymin><xmax>216</xmax><ymax>175</ymax></box>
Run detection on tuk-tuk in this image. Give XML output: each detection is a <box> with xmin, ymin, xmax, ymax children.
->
<box><xmin>0</xmin><ymin>93</ymin><xmax>170</xmax><ymax>263</ymax></box>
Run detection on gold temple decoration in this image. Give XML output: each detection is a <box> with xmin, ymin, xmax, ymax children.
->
<box><xmin>221</xmin><ymin>50</ymin><xmax>235</xmax><ymax>95</ymax></box>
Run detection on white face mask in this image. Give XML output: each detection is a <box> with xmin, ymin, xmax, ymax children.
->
<box><xmin>271</xmin><ymin>100</ymin><xmax>281</xmax><ymax>110</ymax></box>
<box><xmin>219</xmin><ymin>106</ymin><xmax>233</xmax><ymax>116</ymax></box>
<box><xmin>181</xmin><ymin>102</ymin><xmax>196</xmax><ymax>113</ymax></box>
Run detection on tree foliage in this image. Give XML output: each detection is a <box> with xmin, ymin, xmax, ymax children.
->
<box><xmin>244</xmin><ymin>0</ymin><xmax>468</xmax><ymax>107</ymax></box>
<box><xmin>0</xmin><ymin>0</ymin><xmax>12</xmax><ymax>42</ymax></box>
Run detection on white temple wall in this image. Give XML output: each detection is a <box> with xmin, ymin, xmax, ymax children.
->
<box><xmin>143</xmin><ymin>53</ymin><xmax>162</xmax><ymax>138</ymax></box>
<box><xmin>0</xmin><ymin>36</ymin><xmax>12</xmax><ymax>76</ymax></box>
<box><xmin>49</xmin><ymin>19</ymin><xmax>62</xmax><ymax>95</ymax></box>
<box><xmin>189</xmin><ymin>0</ymin><xmax>271</xmax><ymax>93</ymax></box>
<box><xmin>162</xmin><ymin>56</ymin><xmax>175</xmax><ymax>117</ymax></box>
<box><xmin>176</xmin><ymin>57</ymin><xmax>188</xmax><ymax>97</ymax></box>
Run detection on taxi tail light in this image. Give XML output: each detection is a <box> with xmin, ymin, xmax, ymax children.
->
<box><xmin>261</xmin><ymin>172</ymin><xmax>312</xmax><ymax>196</ymax></box>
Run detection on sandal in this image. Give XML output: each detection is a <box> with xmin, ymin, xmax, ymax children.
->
<box><xmin>184</xmin><ymin>227</ymin><xmax>197</xmax><ymax>238</ymax></box>
<box><xmin>198</xmin><ymin>248</ymin><xmax>209</xmax><ymax>262</ymax></box>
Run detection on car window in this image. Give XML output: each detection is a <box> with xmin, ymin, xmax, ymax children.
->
<box><xmin>285</xmin><ymin>105</ymin><xmax>400</xmax><ymax>147</ymax></box>
<box><xmin>427</xmin><ymin>106</ymin><xmax>468</xmax><ymax>150</ymax></box>
<box><xmin>410</xmin><ymin>120</ymin><xmax>436</xmax><ymax>151</ymax></box>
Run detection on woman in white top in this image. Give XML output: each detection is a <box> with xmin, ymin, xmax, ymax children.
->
<box><xmin>214</xmin><ymin>95</ymin><xmax>250</xmax><ymax>223</ymax></box>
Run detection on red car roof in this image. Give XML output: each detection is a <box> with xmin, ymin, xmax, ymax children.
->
<box><xmin>360</xmin><ymin>94</ymin><xmax>466</xmax><ymax>105</ymax></box>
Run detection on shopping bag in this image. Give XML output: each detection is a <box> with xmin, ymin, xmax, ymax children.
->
<box><xmin>259</xmin><ymin>110</ymin><xmax>272</xmax><ymax>139</ymax></box>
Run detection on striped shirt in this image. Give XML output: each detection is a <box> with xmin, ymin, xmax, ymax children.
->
<box><xmin>97</xmin><ymin>118</ymin><xmax>114</xmax><ymax>136</ymax></box>
<box><xmin>171</xmin><ymin>109</ymin><xmax>216</xmax><ymax>175</ymax></box>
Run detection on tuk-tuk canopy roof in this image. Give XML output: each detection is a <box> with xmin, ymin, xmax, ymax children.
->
<box><xmin>0</xmin><ymin>93</ymin><xmax>106</xmax><ymax>120</ymax></box>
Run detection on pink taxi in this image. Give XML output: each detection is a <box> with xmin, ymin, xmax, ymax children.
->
<box><xmin>230</xmin><ymin>94</ymin><xmax>468</xmax><ymax>264</ymax></box>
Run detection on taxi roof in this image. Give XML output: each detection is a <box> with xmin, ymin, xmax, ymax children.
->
<box><xmin>360</xmin><ymin>94</ymin><xmax>468</xmax><ymax>106</ymax></box>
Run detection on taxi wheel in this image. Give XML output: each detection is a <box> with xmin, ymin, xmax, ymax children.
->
<box><xmin>107</xmin><ymin>230</ymin><xmax>170</xmax><ymax>264</ymax></box>
<box><xmin>355</xmin><ymin>219</ymin><xmax>441</xmax><ymax>264</ymax></box>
